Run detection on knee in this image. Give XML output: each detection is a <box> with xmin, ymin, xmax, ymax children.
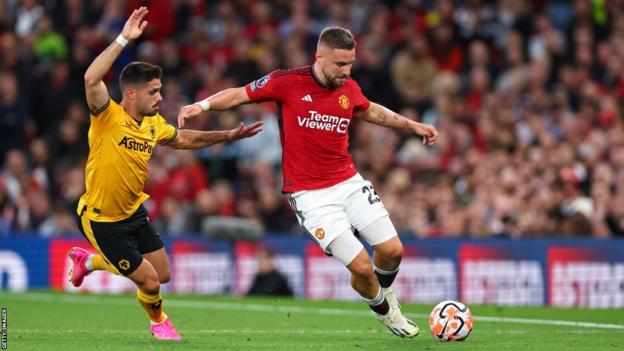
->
<box><xmin>350</xmin><ymin>259</ymin><xmax>375</xmax><ymax>281</ymax></box>
<box><xmin>390</xmin><ymin>243</ymin><xmax>404</xmax><ymax>261</ymax></box>
<box><xmin>159</xmin><ymin>270</ymin><xmax>171</xmax><ymax>284</ymax></box>
<box><xmin>382</xmin><ymin>242</ymin><xmax>404</xmax><ymax>262</ymax></box>
<box><xmin>141</xmin><ymin>275</ymin><xmax>161</xmax><ymax>294</ymax></box>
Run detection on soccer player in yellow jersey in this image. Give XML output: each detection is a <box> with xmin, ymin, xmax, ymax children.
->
<box><xmin>66</xmin><ymin>7</ymin><xmax>262</xmax><ymax>341</ymax></box>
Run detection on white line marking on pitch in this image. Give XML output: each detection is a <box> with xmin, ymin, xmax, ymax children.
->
<box><xmin>9</xmin><ymin>329</ymin><xmax>611</xmax><ymax>335</ymax></box>
<box><xmin>12</xmin><ymin>329</ymin><xmax>381</xmax><ymax>335</ymax></box>
<box><xmin>3</xmin><ymin>292</ymin><xmax>624</xmax><ymax>330</ymax></box>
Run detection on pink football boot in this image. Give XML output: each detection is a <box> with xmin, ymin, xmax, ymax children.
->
<box><xmin>68</xmin><ymin>247</ymin><xmax>92</xmax><ymax>287</ymax></box>
<box><xmin>150</xmin><ymin>318</ymin><xmax>182</xmax><ymax>340</ymax></box>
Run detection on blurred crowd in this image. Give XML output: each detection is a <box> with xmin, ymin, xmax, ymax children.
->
<box><xmin>1</xmin><ymin>0</ymin><xmax>624</xmax><ymax>239</ymax></box>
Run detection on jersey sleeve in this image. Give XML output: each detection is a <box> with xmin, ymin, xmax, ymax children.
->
<box><xmin>245</xmin><ymin>71</ymin><xmax>286</xmax><ymax>103</ymax></box>
<box><xmin>351</xmin><ymin>81</ymin><xmax>371</xmax><ymax>113</ymax></box>
<box><xmin>156</xmin><ymin>115</ymin><xmax>178</xmax><ymax>146</ymax></box>
<box><xmin>89</xmin><ymin>99</ymin><xmax>120</xmax><ymax>129</ymax></box>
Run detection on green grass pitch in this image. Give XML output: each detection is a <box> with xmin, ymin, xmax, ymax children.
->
<box><xmin>1</xmin><ymin>291</ymin><xmax>623</xmax><ymax>350</ymax></box>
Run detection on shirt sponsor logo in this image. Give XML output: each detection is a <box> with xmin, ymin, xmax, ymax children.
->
<box><xmin>297</xmin><ymin>110</ymin><xmax>350</xmax><ymax>134</ymax></box>
<box><xmin>118</xmin><ymin>136</ymin><xmax>153</xmax><ymax>154</ymax></box>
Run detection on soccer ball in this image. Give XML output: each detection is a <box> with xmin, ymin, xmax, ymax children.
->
<box><xmin>429</xmin><ymin>300</ymin><xmax>473</xmax><ymax>341</ymax></box>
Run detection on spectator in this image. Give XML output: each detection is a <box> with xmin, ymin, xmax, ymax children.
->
<box><xmin>188</xmin><ymin>188</ymin><xmax>219</xmax><ymax>234</ymax></box>
<box><xmin>390</xmin><ymin>33</ymin><xmax>437</xmax><ymax>111</ymax></box>
<box><xmin>32</xmin><ymin>60</ymin><xmax>79</xmax><ymax>138</ymax></box>
<box><xmin>155</xmin><ymin>196</ymin><xmax>192</xmax><ymax>237</ymax></box>
<box><xmin>5</xmin><ymin>1</ymin><xmax>624</xmax><ymax>238</ymax></box>
<box><xmin>33</xmin><ymin>15</ymin><xmax>69</xmax><ymax>65</ymax></box>
<box><xmin>0</xmin><ymin>72</ymin><xmax>27</xmax><ymax>164</ymax></box>
<box><xmin>0</xmin><ymin>176</ymin><xmax>16</xmax><ymax>235</ymax></box>
<box><xmin>246</xmin><ymin>248</ymin><xmax>293</xmax><ymax>297</ymax></box>
<box><xmin>14</xmin><ymin>0</ymin><xmax>45</xmax><ymax>39</ymax></box>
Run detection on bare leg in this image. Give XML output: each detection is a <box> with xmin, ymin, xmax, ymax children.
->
<box><xmin>372</xmin><ymin>236</ymin><xmax>403</xmax><ymax>288</ymax></box>
<box><xmin>143</xmin><ymin>247</ymin><xmax>171</xmax><ymax>284</ymax></box>
<box><xmin>346</xmin><ymin>249</ymin><xmax>380</xmax><ymax>299</ymax></box>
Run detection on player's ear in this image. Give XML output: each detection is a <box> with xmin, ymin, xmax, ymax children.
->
<box><xmin>124</xmin><ymin>87</ymin><xmax>136</xmax><ymax>101</ymax></box>
<box><xmin>315</xmin><ymin>50</ymin><xmax>322</xmax><ymax>62</ymax></box>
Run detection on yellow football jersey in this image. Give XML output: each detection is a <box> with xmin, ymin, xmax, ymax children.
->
<box><xmin>77</xmin><ymin>99</ymin><xmax>177</xmax><ymax>222</ymax></box>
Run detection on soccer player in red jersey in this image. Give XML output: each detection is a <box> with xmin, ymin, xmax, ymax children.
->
<box><xmin>178</xmin><ymin>27</ymin><xmax>438</xmax><ymax>338</ymax></box>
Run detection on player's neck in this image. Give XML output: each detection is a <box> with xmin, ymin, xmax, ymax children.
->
<box><xmin>311</xmin><ymin>63</ymin><xmax>329</xmax><ymax>88</ymax></box>
<box><xmin>120</xmin><ymin>100</ymin><xmax>144</xmax><ymax>123</ymax></box>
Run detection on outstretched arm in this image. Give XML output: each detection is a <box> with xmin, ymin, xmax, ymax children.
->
<box><xmin>355</xmin><ymin>102</ymin><xmax>438</xmax><ymax>145</ymax></box>
<box><xmin>166</xmin><ymin>121</ymin><xmax>263</xmax><ymax>150</ymax></box>
<box><xmin>177</xmin><ymin>87</ymin><xmax>251</xmax><ymax>128</ymax></box>
<box><xmin>84</xmin><ymin>7</ymin><xmax>148</xmax><ymax>114</ymax></box>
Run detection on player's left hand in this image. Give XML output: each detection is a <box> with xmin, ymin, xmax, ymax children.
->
<box><xmin>177</xmin><ymin>103</ymin><xmax>203</xmax><ymax>129</ymax></box>
<box><xmin>228</xmin><ymin>121</ymin><xmax>264</xmax><ymax>141</ymax></box>
<box><xmin>121</xmin><ymin>7</ymin><xmax>149</xmax><ymax>40</ymax></box>
<box><xmin>413</xmin><ymin>123</ymin><xmax>438</xmax><ymax>145</ymax></box>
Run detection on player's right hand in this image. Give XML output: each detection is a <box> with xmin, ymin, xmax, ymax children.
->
<box><xmin>414</xmin><ymin>122</ymin><xmax>438</xmax><ymax>145</ymax></box>
<box><xmin>228</xmin><ymin>121</ymin><xmax>264</xmax><ymax>141</ymax></box>
<box><xmin>121</xmin><ymin>7</ymin><xmax>148</xmax><ymax>40</ymax></box>
<box><xmin>177</xmin><ymin>103</ymin><xmax>203</xmax><ymax>129</ymax></box>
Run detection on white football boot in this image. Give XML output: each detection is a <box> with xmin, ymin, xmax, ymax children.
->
<box><xmin>382</xmin><ymin>287</ymin><xmax>401</xmax><ymax>311</ymax></box>
<box><xmin>374</xmin><ymin>303</ymin><xmax>419</xmax><ymax>338</ymax></box>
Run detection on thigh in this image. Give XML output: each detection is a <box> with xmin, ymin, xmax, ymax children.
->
<box><xmin>142</xmin><ymin>247</ymin><xmax>170</xmax><ymax>279</ymax></box>
<box><xmin>287</xmin><ymin>190</ymin><xmax>351</xmax><ymax>251</ymax></box>
<box><xmin>359</xmin><ymin>215</ymin><xmax>399</xmax><ymax>247</ymax></box>
<box><xmin>134</xmin><ymin>209</ymin><xmax>164</xmax><ymax>255</ymax></box>
<box><xmin>327</xmin><ymin>229</ymin><xmax>366</xmax><ymax>266</ymax></box>
<box><xmin>127</xmin><ymin>257</ymin><xmax>158</xmax><ymax>287</ymax></box>
<box><xmin>76</xmin><ymin>214</ymin><xmax>122</xmax><ymax>274</ymax></box>
<box><xmin>345</xmin><ymin>178</ymin><xmax>390</xmax><ymax>232</ymax></box>
<box><xmin>85</xmin><ymin>218</ymin><xmax>143</xmax><ymax>276</ymax></box>
<box><xmin>75</xmin><ymin>212</ymin><xmax>99</xmax><ymax>250</ymax></box>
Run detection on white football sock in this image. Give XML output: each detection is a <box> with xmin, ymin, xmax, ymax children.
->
<box><xmin>86</xmin><ymin>255</ymin><xmax>94</xmax><ymax>271</ymax></box>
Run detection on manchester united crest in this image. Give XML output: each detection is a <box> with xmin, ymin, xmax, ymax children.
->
<box><xmin>338</xmin><ymin>94</ymin><xmax>349</xmax><ymax>109</ymax></box>
<box><xmin>315</xmin><ymin>228</ymin><xmax>325</xmax><ymax>240</ymax></box>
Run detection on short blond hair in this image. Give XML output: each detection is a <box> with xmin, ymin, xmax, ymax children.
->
<box><xmin>318</xmin><ymin>27</ymin><xmax>356</xmax><ymax>50</ymax></box>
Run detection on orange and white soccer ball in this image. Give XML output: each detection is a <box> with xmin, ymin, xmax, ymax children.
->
<box><xmin>429</xmin><ymin>300</ymin><xmax>473</xmax><ymax>341</ymax></box>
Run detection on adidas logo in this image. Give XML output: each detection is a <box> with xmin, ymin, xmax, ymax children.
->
<box><xmin>301</xmin><ymin>94</ymin><xmax>313</xmax><ymax>102</ymax></box>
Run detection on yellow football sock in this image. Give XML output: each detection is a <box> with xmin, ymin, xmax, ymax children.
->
<box><xmin>91</xmin><ymin>255</ymin><xmax>121</xmax><ymax>275</ymax></box>
<box><xmin>137</xmin><ymin>289</ymin><xmax>166</xmax><ymax>324</ymax></box>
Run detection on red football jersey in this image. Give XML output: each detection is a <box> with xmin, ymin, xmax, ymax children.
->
<box><xmin>245</xmin><ymin>66</ymin><xmax>371</xmax><ymax>192</ymax></box>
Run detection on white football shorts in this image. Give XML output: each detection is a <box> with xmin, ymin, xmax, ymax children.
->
<box><xmin>286</xmin><ymin>173</ymin><xmax>398</xmax><ymax>264</ymax></box>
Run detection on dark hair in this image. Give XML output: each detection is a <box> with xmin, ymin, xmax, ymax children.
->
<box><xmin>119</xmin><ymin>61</ymin><xmax>162</xmax><ymax>88</ymax></box>
<box><xmin>318</xmin><ymin>27</ymin><xmax>356</xmax><ymax>50</ymax></box>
